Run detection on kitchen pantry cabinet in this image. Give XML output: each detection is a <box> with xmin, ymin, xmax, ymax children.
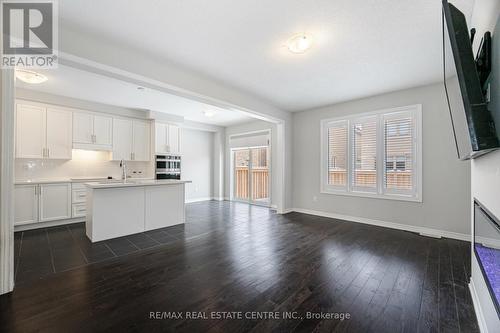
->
<box><xmin>155</xmin><ymin>122</ymin><xmax>181</xmax><ymax>154</ymax></box>
<box><xmin>15</xmin><ymin>103</ymin><xmax>72</xmax><ymax>159</ymax></box>
<box><xmin>14</xmin><ymin>183</ymin><xmax>71</xmax><ymax>226</ymax></box>
<box><xmin>112</xmin><ymin>118</ymin><xmax>151</xmax><ymax>161</ymax></box>
<box><xmin>73</xmin><ymin>112</ymin><xmax>112</xmax><ymax>150</ymax></box>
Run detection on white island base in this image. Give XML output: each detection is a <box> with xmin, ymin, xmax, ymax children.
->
<box><xmin>85</xmin><ymin>180</ymin><xmax>191</xmax><ymax>242</ymax></box>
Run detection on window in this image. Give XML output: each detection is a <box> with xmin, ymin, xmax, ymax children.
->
<box><xmin>321</xmin><ymin>105</ymin><xmax>421</xmax><ymax>201</ymax></box>
<box><xmin>352</xmin><ymin>117</ymin><xmax>377</xmax><ymax>191</ymax></box>
<box><xmin>327</xmin><ymin>121</ymin><xmax>347</xmax><ymax>186</ymax></box>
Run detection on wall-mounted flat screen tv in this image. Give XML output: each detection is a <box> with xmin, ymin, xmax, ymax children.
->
<box><xmin>442</xmin><ymin>0</ymin><xmax>499</xmax><ymax>160</ymax></box>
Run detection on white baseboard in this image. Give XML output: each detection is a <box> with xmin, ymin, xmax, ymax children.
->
<box><xmin>469</xmin><ymin>278</ymin><xmax>488</xmax><ymax>333</ymax></box>
<box><xmin>418</xmin><ymin>232</ymin><xmax>442</xmax><ymax>239</ymax></box>
<box><xmin>186</xmin><ymin>197</ymin><xmax>214</xmax><ymax>203</ymax></box>
<box><xmin>14</xmin><ymin>217</ymin><xmax>85</xmax><ymax>232</ymax></box>
<box><xmin>476</xmin><ymin>236</ymin><xmax>500</xmax><ymax>249</ymax></box>
<box><xmin>290</xmin><ymin>208</ymin><xmax>470</xmax><ymax>241</ymax></box>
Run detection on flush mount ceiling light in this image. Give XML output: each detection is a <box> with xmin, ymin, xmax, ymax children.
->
<box><xmin>203</xmin><ymin>110</ymin><xmax>215</xmax><ymax>117</ymax></box>
<box><xmin>15</xmin><ymin>69</ymin><xmax>48</xmax><ymax>84</ymax></box>
<box><xmin>286</xmin><ymin>33</ymin><xmax>313</xmax><ymax>54</ymax></box>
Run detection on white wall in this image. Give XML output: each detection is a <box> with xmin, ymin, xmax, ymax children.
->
<box><xmin>181</xmin><ymin>128</ymin><xmax>214</xmax><ymax>202</ymax></box>
<box><xmin>293</xmin><ymin>83</ymin><xmax>471</xmax><ymax>236</ymax></box>
<box><xmin>224</xmin><ymin>120</ymin><xmax>278</xmax><ymax>207</ymax></box>
<box><xmin>469</xmin><ymin>1</ymin><xmax>500</xmax><ymax>331</ymax></box>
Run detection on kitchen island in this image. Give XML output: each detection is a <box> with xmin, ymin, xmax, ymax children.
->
<box><xmin>85</xmin><ymin>179</ymin><xmax>191</xmax><ymax>242</ymax></box>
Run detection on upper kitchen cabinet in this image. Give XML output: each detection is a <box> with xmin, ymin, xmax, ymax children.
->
<box><xmin>112</xmin><ymin>118</ymin><xmax>151</xmax><ymax>161</ymax></box>
<box><xmin>73</xmin><ymin>112</ymin><xmax>112</xmax><ymax>150</ymax></box>
<box><xmin>133</xmin><ymin>120</ymin><xmax>151</xmax><ymax>161</ymax></box>
<box><xmin>155</xmin><ymin>122</ymin><xmax>181</xmax><ymax>154</ymax></box>
<box><xmin>112</xmin><ymin>118</ymin><xmax>133</xmax><ymax>161</ymax></box>
<box><xmin>46</xmin><ymin>108</ymin><xmax>73</xmax><ymax>159</ymax></box>
<box><xmin>15</xmin><ymin>102</ymin><xmax>72</xmax><ymax>160</ymax></box>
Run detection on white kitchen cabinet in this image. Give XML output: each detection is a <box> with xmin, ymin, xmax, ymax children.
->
<box><xmin>72</xmin><ymin>112</ymin><xmax>93</xmax><ymax>144</ymax></box>
<box><xmin>113</xmin><ymin>118</ymin><xmax>151</xmax><ymax>161</ymax></box>
<box><xmin>39</xmin><ymin>183</ymin><xmax>71</xmax><ymax>222</ymax></box>
<box><xmin>133</xmin><ymin>120</ymin><xmax>151</xmax><ymax>161</ymax></box>
<box><xmin>71</xmin><ymin>183</ymin><xmax>87</xmax><ymax>218</ymax></box>
<box><xmin>112</xmin><ymin>118</ymin><xmax>133</xmax><ymax>160</ymax></box>
<box><xmin>14</xmin><ymin>185</ymin><xmax>39</xmax><ymax>225</ymax></box>
<box><xmin>155</xmin><ymin>122</ymin><xmax>168</xmax><ymax>154</ymax></box>
<box><xmin>73</xmin><ymin>112</ymin><xmax>112</xmax><ymax>150</ymax></box>
<box><xmin>93</xmin><ymin>115</ymin><xmax>113</xmax><ymax>146</ymax></box>
<box><xmin>14</xmin><ymin>182</ymin><xmax>72</xmax><ymax>226</ymax></box>
<box><xmin>155</xmin><ymin>122</ymin><xmax>181</xmax><ymax>154</ymax></box>
<box><xmin>168</xmin><ymin>124</ymin><xmax>181</xmax><ymax>154</ymax></box>
<box><xmin>145</xmin><ymin>184</ymin><xmax>184</xmax><ymax>230</ymax></box>
<box><xmin>46</xmin><ymin>108</ymin><xmax>73</xmax><ymax>159</ymax></box>
<box><xmin>15</xmin><ymin>103</ymin><xmax>72</xmax><ymax>159</ymax></box>
<box><xmin>15</xmin><ymin>104</ymin><xmax>46</xmax><ymax>159</ymax></box>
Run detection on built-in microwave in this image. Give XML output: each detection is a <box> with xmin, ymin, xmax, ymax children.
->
<box><xmin>155</xmin><ymin>155</ymin><xmax>181</xmax><ymax>180</ymax></box>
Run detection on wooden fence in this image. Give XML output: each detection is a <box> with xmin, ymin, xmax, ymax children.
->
<box><xmin>235</xmin><ymin>167</ymin><xmax>269</xmax><ymax>200</ymax></box>
<box><xmin>328</xmin><ymin>169</ymin><xmax>412</xmax><ymax>189</ymax></box>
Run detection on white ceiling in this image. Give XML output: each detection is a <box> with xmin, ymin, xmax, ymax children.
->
<box><xmin>15</xmin><ymin>65</ymin><xmax>254</xmax><ymax>126</ymax></box>
<box><xmin>58</xmin><ymin>0</ymin><xmax>475</xmax><ymax>112</ymax></box>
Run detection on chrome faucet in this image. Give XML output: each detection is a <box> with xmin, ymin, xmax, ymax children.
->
<box><xmin>120</xmin><ymin>159</ymin><xmax>127</xmax><ymax>181</ymax></box>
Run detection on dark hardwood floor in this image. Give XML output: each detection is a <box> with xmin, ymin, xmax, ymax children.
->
<box><xmin>1</xmin><ymin>201</ymin><xmax>478</xmax><ymax>332</ymax></box>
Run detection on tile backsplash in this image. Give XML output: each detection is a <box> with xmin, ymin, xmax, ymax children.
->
<box><xmin>15</xmin><ymin>150</ymin><xmax>153</xmax><ymax>181</ymax></box>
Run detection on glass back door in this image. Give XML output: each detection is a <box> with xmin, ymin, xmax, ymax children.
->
<box><xmin>233</xmin><ymin>147</ymin><xmax>270</xmax><ymax>205</ymax></box>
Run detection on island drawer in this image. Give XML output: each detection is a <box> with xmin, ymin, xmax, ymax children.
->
<box><xmin>72</xmin><ymin>203</ymin><xmax>86</xmax><ymax>218</ymax></box>
<box><xmin>72</xmin><ymin>189</ymin><xmax>87</xmax><ymax>203</ymax></box>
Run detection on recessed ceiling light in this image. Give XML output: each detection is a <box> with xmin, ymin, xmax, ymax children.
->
<box><xmin>203</xmin><ymin>111</ymin><xmax>215</xmax><ymax>117</ymax></box>
<box><xmin>286</xmin><ymin>33</ymin><xmax>313</xmax><ymax>54</ymax></box>
<box><xmin>15</xmin><ymin>69</ymin><xmax>48</xmax><ymax>84</ymax></box>
<box><xmin>137</xmin><ymin>86</ymin><xmax>145</xmax><ymax>91</ymax></box>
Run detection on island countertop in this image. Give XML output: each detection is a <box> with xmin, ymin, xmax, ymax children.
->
<box><xmin>85</xmin><ymin>179</ymin><xmax>192</xmax><ymax>189</ymax></box>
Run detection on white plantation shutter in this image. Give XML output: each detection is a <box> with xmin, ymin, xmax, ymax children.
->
<box><xmin>351</xmin><ymin>116</ymin><xmax>377</xmax><ymax>191</ymax></box>
<box><xmin>383</xmin><ymin>112</ymin><xmax>415</xmax><ymax>194</ymax></box>
<box><xmin>327</xmin><ymin>121</ymin><xmax>348</xmax><ymax>187</ymax></box>
<box><xmin>321</xmin><ymin>105</ymin><xmax>421</xmax><ymax>201</ymax></box>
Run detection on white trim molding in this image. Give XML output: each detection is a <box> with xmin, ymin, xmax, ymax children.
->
<box><xmin>0</xmin><ymin>68</ymin><xmax>15</xmax><ymax>295</ymax></box>
<box><xmin>290</xmin><ymin>208</ymin><xmax>470</xmax><ymax>241</ymax></box>
<box><xmin>469</xmin><ymin>278</ymin><xmax>488</xmax><ymax>333</ymax></box>
<box><xmin>185</xmin><ymin>197</ymin><xmax>216</xmax><ymax>204</ymax></box>
<box><xmin>14</xmin><ymin>218</ymin><xmax>85</xmax><ymax>232</ymax></box>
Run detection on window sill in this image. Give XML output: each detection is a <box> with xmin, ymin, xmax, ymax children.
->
<box><xmin>320</xmin><ymin>188</ymin><xmax>422</xmax><ymax>203</ymax></box>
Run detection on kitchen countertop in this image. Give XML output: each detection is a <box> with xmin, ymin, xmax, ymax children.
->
<box><xmin>85</xmin><ymin>179</ymin><xmax>191</xmax><ymax>189</ymax></box>
<box><xmin>14</xmin><ymin>177</ymin><xmax>153</xmax><ymax>185</ymax></box>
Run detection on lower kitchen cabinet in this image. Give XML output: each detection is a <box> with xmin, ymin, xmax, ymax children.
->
<box><xmin>14</xmin><ymin>182</ymin><xmax>72</xmax><ymax>226</ymax></box>
<box><xmin>14</xmin><ymin>185</ymin><xmax>38</xmax><ymax>225</ymax></box>
<box><xmin>39</xmin><ymin>183</ymin><xmax>72</xmax><ymax>222</ymax></box>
